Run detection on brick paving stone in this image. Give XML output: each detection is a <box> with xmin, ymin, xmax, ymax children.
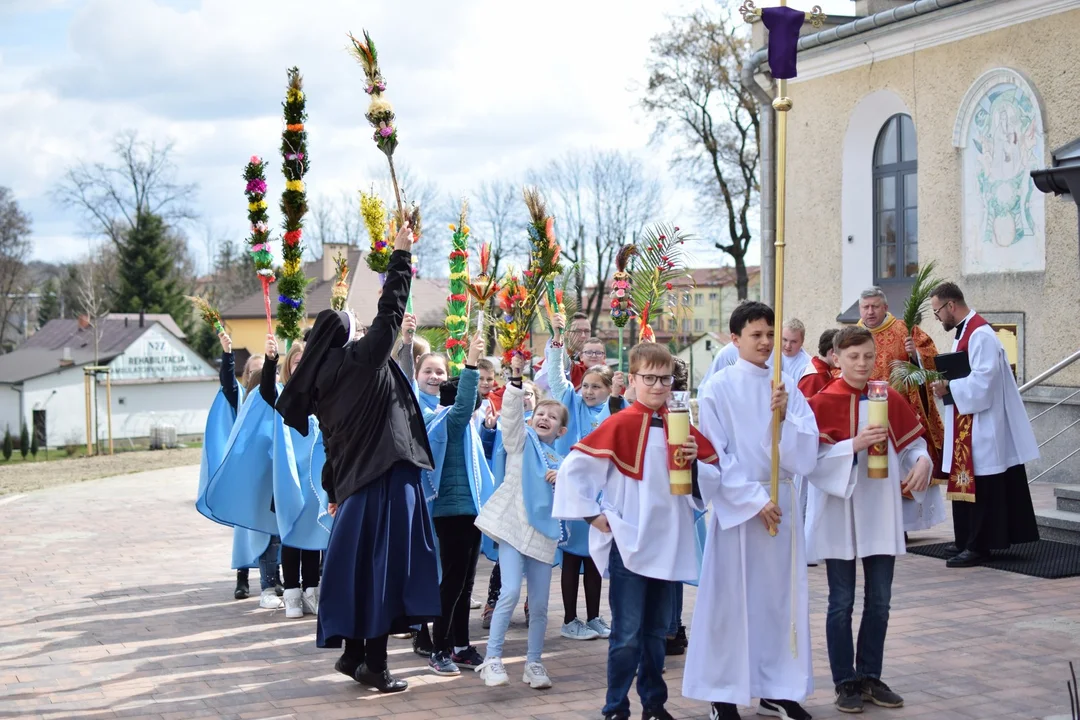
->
<box><xmin>0</xmin><ymin>469</ymin><xmax>1075</xmax><ymax>719</ymax></box>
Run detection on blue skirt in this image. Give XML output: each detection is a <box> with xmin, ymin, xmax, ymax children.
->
<box><xmin>316</xmin><ymin>462</ymin><xmax>441</xmax><ymax>647</ymax></box>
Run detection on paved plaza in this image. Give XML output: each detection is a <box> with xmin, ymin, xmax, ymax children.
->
<box><xmin>0</xmin><ymin>467</ymin><xmax>1076</xmax><ymax>720</ymax></box>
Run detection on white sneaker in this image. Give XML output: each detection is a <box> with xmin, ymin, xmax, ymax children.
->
<box><xmin>586</xmin><ymin>616</ymin><xmax>612</xmax><ymax>639</ymax></box>
<box><xmin>259</xmin><ymin>588</ymin><xmax>282</xmax><ymax>610</ymax></box>
<box><xmin>301</xmin><ymin>586</ymin><xmax>319</xmax><ymax>615</ymax></box>
<box><xmin>475</xmin><ymin>658</ymin><xmax>510</xmax><ymax>687</ymax></box>
<box><xmin>470</xmin><ymin>596</ymin><xmax>481</xmax><ymax>610</ymax></box>
<box><xmin>283</xmin><ymin>588</ymin><xmax>304</xmax><ymax>618</ymax></box>
<box><xmin>560</xmin><ymin>617</ymin><xmax>599</xmax><ymax>641</ymax></box>
<box><xmin>523</xmin><ymin>662</ymin><xmax>552</xmax><ymax>689</ymax></box>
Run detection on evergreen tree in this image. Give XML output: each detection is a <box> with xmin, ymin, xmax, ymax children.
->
<box><xmin>61</xmin><ymin>265</ymin><xmax>82</xmax><ymax>317</ymax></box>
<box><xmin>37</xmin><ymin>278</ymin><xmax>61</xmax><ymax>328</ymax></box>
<box><xmin>29</xmin><ymin>426</ymin><xmax>38</xmax><ymax>458</ymax></box>
<box><xmin>112</xmin><ymin>211</ymin><xmax>190</xmax><ymax>330</ymax></box>
<box><xmin>19</xmin><ymin>422</ymin><xmax>28</xmax><ymax>459</ymax></box>
<box><xmin>3</xmin><ymin>427</ymin><xmax>12</xmax><ymax>461</ymax></box>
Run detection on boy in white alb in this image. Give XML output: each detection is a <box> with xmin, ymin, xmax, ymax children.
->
<box><xmin>554</xmin><ymin>342</ymin><xmax>716</xmax><ymax>720</ymax></box>
<box><xmin>804</xmin><ymin>326</ymin><xmax>932</xmax><ymax>714</ymax></box>
<box><xmin>684</xmin><ymin>301</ymin><xmax>820</xmax><ymax>720</ymax></box>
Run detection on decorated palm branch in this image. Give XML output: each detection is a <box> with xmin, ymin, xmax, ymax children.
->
<box><xmin>466</xmin><ymin>240</ymin><xmax>500</xmax><ymax>338</ymax></box>
<box><xmin>521</xmin><ymin>187</ymin><xmax>562</xmax><ymax>331</ymax></box>
<box><xmin>610</xmin><ymin>244</ymin><xmax>637</xmax><ymax>369</ymax></box>
<box><xmin>495</xmin><ymin>271</ymin><xmax>533</xmax><ymax>365</ymax></box>
<box><xmin>445</xmin><ymin>200</ymin><xmax>471</xmax><ymax>376</ymax></box>
<box><xmin>277</xmin><ymin>67</ymin><xmax>311</xmax><ymax>345</ymax></box>
<box><xmin>330</xmin><ymin>254</ymin><xmax>350</xmax><ymax>312</ymax></box>
<box><xmin>630</xmin><ymin>223</ymin><xmax>692</xmax><ymax>343</ymax></box>
<box><xmin>902</xmin><ymin>260</ymin><xmax>942</xmax><ymax>336</ymax></box>
<box><xmin>348</xmin><ymin>30</ymin><xmax>404</xmax><ymax>220</ymax></box>
<box><xmin>187</xmin><ymin>295</ymin><xmax>225</xmax><ymax>335</ymax></box>
<box><xmin>361</xmin><ymin>189</ymin><xmax>391</xmax><ymax>278</ymax></box>
<box><xmin>890</xmin><ymin>360</ymin><xmax>944</xmax><ymax>393</ymax></box>
<box><xmin>243</xmin><ymin>156</ymin><xmax>275</xmax><ymax>334</ymax></box>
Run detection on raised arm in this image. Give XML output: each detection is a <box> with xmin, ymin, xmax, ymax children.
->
<box><xmin>395</xmin><ymin>312</ymin><xmax>418</xmax><ymax>379</ymax></box>
<box><xmin>260</xmin><ymin>351</ymin><xmax>279</xmax><ymax>406</ymax></box>
<box><xmin>545</xmin><ymin>313</ymin><xmax>571</xmax><ymax>401</ymax></box>
<box><xmin>348</xmin><ymin>224</ymin><xmax>414</xmax><ymax>367</ymax></box>
<box><xmin>446</xmin><ymin>334</ymin><xmax>486</xmax><ymax>435</ymax></box>
<box><xmin>501</xmin><ymin>354</ymin><xmax>528</xmax><ymax>455</ymax></box>
<box><xmin>218</xmin><ymin>333</ymin><xmax>239</xmax><ymax>411</ymax></box>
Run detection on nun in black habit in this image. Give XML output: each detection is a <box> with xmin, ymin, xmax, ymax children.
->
<box><xmin>277</xmin><ymin>224</ymin><xmax>439</xmax><ymax>694</ymax></box>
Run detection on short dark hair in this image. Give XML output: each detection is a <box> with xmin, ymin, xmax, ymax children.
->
<box><xmin>930</xmin><ymin>281</ymin><xmax>965</xmax><ymax>305</ymax></box>
<box><xmin>833</xmin><ymin>326</ymin><xmax>874</xmax><ymax>352</ymax></box>
<box><xmin>729</xmin><ymin>301</ymin><xmax>774</xmax><ymax>336</ymax></box>
<box><xmin>818</xmin><ymin>328</ymin><xmax>839</xmax><ymax>357</ymax></box>
<box><xmin>571</xmin><ymin>312</ymin><xmax>590</xmax><ymax>323</ymax></box>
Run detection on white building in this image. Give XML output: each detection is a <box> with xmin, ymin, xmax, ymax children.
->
<box><xmin>676</xmin><ymin>332</ymin><xmax>726</xmax><ymax>393</ymax></box>
<box><xmin>0</xmin><ymin>315</ymin><xmax>218</xmax><ymax>449</ymax></box>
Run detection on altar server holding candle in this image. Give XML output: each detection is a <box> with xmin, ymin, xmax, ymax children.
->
<box><xmin>804</xmin><ymin>325</ymin><xmax>932</xmax><ymax>714</ymax></box>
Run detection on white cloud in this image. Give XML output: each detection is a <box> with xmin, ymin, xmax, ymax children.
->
<box><xmin>3</xmin><ymin>0</ymin><xmax>854</xmax><ymax>272</ymax></box>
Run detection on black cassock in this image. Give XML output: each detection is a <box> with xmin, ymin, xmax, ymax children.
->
<box><xmin>278</xmin><ymin>248</ymin><xmax>440</xmax><ymax>645</ymax></box>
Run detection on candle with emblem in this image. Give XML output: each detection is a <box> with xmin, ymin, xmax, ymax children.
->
<box><xmin>666</xmin><ymin>390</ymin><xmax>692</xmax><ymax>495</ymax></box>
<box><xmin>866</xmin><ymin>380</ymin><xmax>889</xmax><ymax>479</ymax></box>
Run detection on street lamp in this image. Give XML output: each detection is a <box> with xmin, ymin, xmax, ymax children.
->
<box><xmin>1031</xmin><ymin>138</ymin><xmax>1080</xmax><ymax>265</ymax></box>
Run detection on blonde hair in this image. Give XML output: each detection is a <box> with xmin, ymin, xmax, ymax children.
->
<box><xmin>243</xmin><ymin>354</ymin><xmax>265</xmax><ymax>395</ymax></box>
<box><xmin>533</xmin><ymin>398</ymin><xmax>569</xmax><ymax>428</ymax></box>
<box><xmin>783</xmin><ymin>318</ymin><xmax>806</xmax><ymax>339</ymax></box>
<box><xmin>280</xmin><ymin>341</ymin><xmax>305</xmax><ymax>385</ymax></box>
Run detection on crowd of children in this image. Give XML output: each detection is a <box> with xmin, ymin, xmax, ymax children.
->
<box><xmin>199</xmin><ymin>254</ymin><xmax>946</xmax><ymax>719</ymax></box>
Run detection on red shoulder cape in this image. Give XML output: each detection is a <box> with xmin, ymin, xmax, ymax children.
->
<box><xmin>571</xmin><ymin>401</ymin><xmax>719</xmax><ymax>480</ymax></box>
<box><xmin>797</xmin><ymin>356</ymin><xmax>834</xmax><ymax>398</ymax></box>
<box><xmin>808</xmin><ymin>378</ymin><xmax>924</xmax><ymax>451</ymax></box>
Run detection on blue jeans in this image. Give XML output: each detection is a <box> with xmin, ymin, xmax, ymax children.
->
<box><xmin>484</xmin><ymin>544</ymin><xmax>551</xmax><ymax>663</ymax></box>
<box><xmin>604</xmin><ymin>544</ymin><xmax>672</xmax><ymax>717</ymax></box>
<box><xmin>667</xmin><ymin>582</ymin><xmax>683</xmax><ymax>636</ymax></box>
<box><xmin>258</xmin><ymin>536</ymin><xmax>281</xmax><ymax>591</ymax></box>
<box><xmin>825</xmin><ymin>555</ymin><xmax>896</xmax><ymax>686</ymax></box>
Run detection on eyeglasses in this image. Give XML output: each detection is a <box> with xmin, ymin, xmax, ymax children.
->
<box><xmin>931</xmin><ymin>300</ymin><xmax>953</xmax><ymax>318</ymax></box>
<box><xmin>634</xmin><ymin>373</ymin><xmax>674</xmax><ymax>387</ymax></box>
<box><xmin>581</xmin><ymin>350</ymin><xmax>606</xmax><ymax>358</ymax></box>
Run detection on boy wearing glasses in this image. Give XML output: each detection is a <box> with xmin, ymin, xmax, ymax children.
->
<box><xmin>684</xmin><ymin>301</ymin><xmax>819</xmax><ymax>720</ymax></box>
<box><xmin>554</xmin><ymin>342</ymin><xmax>718</xmax><ymax>720</ymax></box>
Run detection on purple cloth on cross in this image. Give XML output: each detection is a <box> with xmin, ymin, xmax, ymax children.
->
<box><xmin>762</xmin><ymin>6</ymin><xmax>805</xmax><ymax>80</ymax></box>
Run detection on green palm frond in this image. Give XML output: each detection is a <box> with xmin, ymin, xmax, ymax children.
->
<box><xmin>629</xmin><ymin>223</ymin><xmax>693</xmax><ymax>327</ymax></box>
<box><xmin>902</xmin><ymin>261</ymin><xmax>941</xmax><ymax>334</ymax></box>
<box><xmin>889</xmin><ymin>360</ymin><xmax>945</xmax><ymax>392</ymax></box>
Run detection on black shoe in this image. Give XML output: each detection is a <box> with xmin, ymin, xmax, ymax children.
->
<box><xmin>412</xmin><ymin>627</ymin><xmax>433</xmax><ymax>658</ymax></box>
<box><xmin>334</xmin><ymin>654</ymin><xmax>362</xmax><ymax>680</ymax></box>
<box><xmin>946</xmin><ymin>549</ymin><xmax>989</xmax><ymax>568</ymax></box>
<box><xmin>603</xmin><ymin>714</ymin><xmax>630</xmax><ymax>720</ymax></box>
<box><xmin>664</xmin><ymin>635</ymin><xmax>685</xmax><ymax>656</ymax></box>
<box><xmin>356</xmin><ymin>664</ymin><xmax>408</xmax><ymax>693</ymax></box>
<box><xmin>861</xmin><ymin>678</ymin><xmax>903</xmax><ymax>708</ymax></box>
<box><xmin>835</xmin><ymin>681</ymin><xmax>864</xmax><ymax>714</ymax></box>
<box><xmin>943</xmin><ymin>542</ymin><xmax>959</xmax><ymax>555</ymax></box>
<box><xmin>274</xmin><ymin>583</ymin><xmax>284</xmax><ymax>597</ymax></box>
<box><xmin>641</xmin><ymin>709</ymin><xmax>675</xmax><ymax>720</ymax></box>
<box><xmin>760</xmin><ymin>698</ymin><xmax>812</xmax><ymax>719</ymax></box>
<box><xmin>709</xmin><ymin>702</ymin><xmax>741</xmax><ymax>720</ymax></box>
<box><xmin>234</xmin><ymin>571</ymin><xmax>250</xmax><ymax>600</ymax></box>
<box><xmin>450</xmin><ymin>645</ymin><xmax>484</xmax><ymax>669</ymax></box>
<box><xmin>675</xmin><ymin>624</ymin><xmax>688</xmax><ymax>648</ymax></box>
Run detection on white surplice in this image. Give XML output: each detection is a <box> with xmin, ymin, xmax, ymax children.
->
<box><xmin>943</xmin><ymin>310</ymin><xmax>1039</xmax><ymax>476</ymax></box>
<box><xmin>902</xmin><ymin>483</ymin><xmax>946</xmax><ymax>532</ymax></box>
<box><xmin>805</xmin><ymin>397</ymin><xmax>932</xmax><ymax>562</ymax></box>
<box><xmin>683</xmin><ymin>359</ymin><xmax>819</xmax><ymax>706</ymax></box>
<box><xmin>552</xmin><ymin>424</ymin><xmax>703</xmax><ymax>582</ymax></box>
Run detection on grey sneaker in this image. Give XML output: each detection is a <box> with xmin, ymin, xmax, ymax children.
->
<box><xmin>862</xmin><ymin>678</ymin><xmax>903</xmax><ymax>708</ymax></box>
<box><xmin>586</xmin><ymin>616</ymin><xmax>611</xmax><ymax>639</ymax></box>
<box><xmin>560</xmin><ymin>617</ymin><xmax>599</xmax><ymax>641</ymax></box>
<box><xmin>836</xmin><ymin>680</ymin><xmax>864</xmax><ymax>714</ymax></box>
<box><xmin>428</xmin><ymin>651</ymin><xmax>460</xmax><ymax>676</ymax></box>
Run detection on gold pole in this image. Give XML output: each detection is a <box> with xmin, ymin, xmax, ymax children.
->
<box><xmin>768</xmin><ymin>76</ymin><xmax>792</xmax><ymax>537</ymax></box>
<box><xmin>105</xmin><ymin>371</ymin><xmax>114</xmax><ymax>455</ymax></box>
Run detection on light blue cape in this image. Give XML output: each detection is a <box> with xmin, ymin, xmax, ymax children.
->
<box><xmin>271</xmin><ymin>414</ymin><xmax>331</xmax><ymax>550</ymax></box>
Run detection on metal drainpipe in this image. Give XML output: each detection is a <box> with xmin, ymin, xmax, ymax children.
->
<box><xmin>741</xmin><ymin>0</ymin><xmax>974</xmax><ymax>304</ymax></box>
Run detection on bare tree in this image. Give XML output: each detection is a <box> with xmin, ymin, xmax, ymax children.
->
<box><xmin>529</xmin><ymin>153</ymin><xmax>589</xmax><ymax>310</ymax></box>
<box><xmin>308</xmin><ymin>195</ymin><xmax>339</xmax><ymax>249</ymax></box>
<box><xmin>473</xmin><ymin>179</ymin><xmax>528</xmax><ymax>278</ymax></box>
<box><xmin>642</xmin><ymin>7</ymin><xmax>759</xmax><ymax>299</ymax></box>
<box><xmin>52</xmin><ymin>130</ymin><xmax>198</xmax><ymax>249</ymax></box>
<box><xmin>0</xmin><ymin>188</ymin><xmax>33</xmax><ymax>352</ymax></box>
<box><xmin>77</xmin><ymin>254</ymin><xmax>111</xmax><ymax>365</ymax></box>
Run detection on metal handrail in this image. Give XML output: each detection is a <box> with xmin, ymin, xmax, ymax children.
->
<box><xmin>1031</xmin><ymin>446</ymin><xmax>1080</xmax><ymax>484</ymax></box>
<box><xmin>1037</xmin><ymin>417</ymin><xmax>1080</xmax><ymax>450</ymax></box>
<box><xmin>1029</xmin><ymin>387</ymin><xmax>1080</xmax><ymax>423</ymax></box>
<box><xmin>1019</xmin><ymin>349</ymin><xmax>1080</xmax><ymax>393</ymax></box>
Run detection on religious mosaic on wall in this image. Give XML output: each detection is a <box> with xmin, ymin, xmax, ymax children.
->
<box><xmin>954</xmin><ymin>68</ymin><xmax>1046</xmax><ymax>275</ymax></box>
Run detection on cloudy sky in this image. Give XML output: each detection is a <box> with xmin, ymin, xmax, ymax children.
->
<box><xmin>0</xmin><ymin>0</ymin><xmax>853</xmax><ymax>274</ymax></box>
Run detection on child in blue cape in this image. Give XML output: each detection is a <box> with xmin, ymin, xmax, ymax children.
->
<box><xmin>197</xmin><ymin>332</ymin><xmax>281</xmax><ymax>605</ymax></box>
<box><xmin>418</xmin><ymin>334</ymin><xmax>495</xmax><ymax>676</ymax></box>
<box><xmin>474</xmin><ymin>351</ymin><xmax>567</xmax><ymax>689</ymax></box>
<box><xmin>262</xmin><ymin>334</ymin><xmax>330</xmax><ymax>620</ymax></box>
<box><xmin>545</xmin><ymin>313</ymin><xmax>627</xmax><ymax>642</ymax></box>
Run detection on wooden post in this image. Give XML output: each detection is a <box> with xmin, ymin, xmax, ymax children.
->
<box><xmin>105</xmin><ymin>370</ymin><xmax>114</xmax><ymax>455</ymax></box>
<box><xmin>83</xmin><ymin>370</ymin><xmax>93</xmax><ymax>457</ymax></box>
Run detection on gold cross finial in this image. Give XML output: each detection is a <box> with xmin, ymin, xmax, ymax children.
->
<box><xmin>739</xmin><ymin>1</ymin><xmax>827</xmax><ymax>28</ymax></box>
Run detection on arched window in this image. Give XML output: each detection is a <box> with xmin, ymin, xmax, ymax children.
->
<box><xmin>873</xmin><ymin>114</ymin><xmax>917</xmax><ymax>282</ymax></box>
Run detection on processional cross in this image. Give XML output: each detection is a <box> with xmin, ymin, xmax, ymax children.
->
<box><xmin>740</xmin><ymin>0</ymin><xmax>825</xmax><ymax>538</ymax></box>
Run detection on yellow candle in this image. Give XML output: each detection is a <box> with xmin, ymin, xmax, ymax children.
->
<box><xmin>867</xmin><ymin>397</ymin><xmax>889</xmax><ymax>479</ymax></box>
<box><xmin>667</xmin><ymin>409</ymin><xmax>693</xmax><ymax>495</ymax></box>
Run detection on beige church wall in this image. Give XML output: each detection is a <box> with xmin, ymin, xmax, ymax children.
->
<box><xmin>780</xmin><ymin>7</ymin><xmax>1080</xmax><ymax>386</ymax></box>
